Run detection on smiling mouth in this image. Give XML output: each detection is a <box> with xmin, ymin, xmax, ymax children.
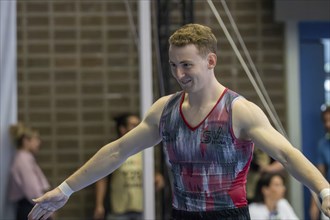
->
<box><xmin>181</xmin><ymin>79</ymin><xmax>191</xmax><ymax>85</ymax></box>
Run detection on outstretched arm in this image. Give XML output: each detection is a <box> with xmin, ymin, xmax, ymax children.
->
<box><xmin>233</xmin><ymin>98</ymin><xmax>330</xmax><ymax>217</ymax></box>
<box><xmin>28</xmin><ymin>96</ymin><xmax>171</xmax><ymax>220</ymax></box>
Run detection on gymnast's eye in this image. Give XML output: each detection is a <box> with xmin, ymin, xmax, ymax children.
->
<box><xmin>182</xmin><ymin>63</ymin><xmax>192</xmax><ymax>68</ymax></box>
<box><xmin>169</xmin><ymin>62</ymin><xmax>176</xmax><ymax>68</ymax></box>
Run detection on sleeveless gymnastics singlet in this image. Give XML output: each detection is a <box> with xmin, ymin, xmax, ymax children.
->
<box><xmin>159</xmin><ymin>88</ymin><xmax>254</xmax><ymax>212</ymax></box>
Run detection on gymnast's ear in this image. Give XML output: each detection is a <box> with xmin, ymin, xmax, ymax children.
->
<box><xmin>207</xmin><ymin>52</ymin><xmax>217</xmax><ymax>69</ymax></box>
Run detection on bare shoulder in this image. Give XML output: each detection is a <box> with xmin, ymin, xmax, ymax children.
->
<box><xmin>232</xmin><ymin>98</ymin><xmax>266</xmax><ymax>122</ymax></box>
<box><xmin>151</xmin><ymin>95</ymin><xmax>173</xmax><ymax>111</ymax></box>
<box><xmin>143</xmin><ymin>94</ymin><xmax>173</xmax><ymax>126</ymax></box>
<box><xmin>117</xmin><ymin>94</ymin><xmax>174</xmax><ymax>153</ymax></box>
<box><xmin>232</xmin><ymin>98</ymin><xmax>270</xmax><ymax>138</ymax></box>
<box><xmin>234</xmin><ymin>97</ymin><xmax>267</xmax><ymax>114</ymax></box>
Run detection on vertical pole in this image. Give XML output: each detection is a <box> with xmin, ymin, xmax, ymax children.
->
<box><xmin>138</xmin><ymin>0</ymin><xmax>155</xmax><ymax>219</ymax></box>
<box><xmin>0</xmin><ymin>0</ymin><xmax>17</xmax><ymax>219</ymax></box>
<box><xmin>285</xmin><ymin>21</ymin><xmax>303</xmax><ymax>219</ymax></box>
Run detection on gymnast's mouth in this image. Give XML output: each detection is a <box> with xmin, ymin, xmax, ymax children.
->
<box><xmin>181</xmin><ymin>79</ymin><xmax>192</xmax><ymax>85</ymax></box>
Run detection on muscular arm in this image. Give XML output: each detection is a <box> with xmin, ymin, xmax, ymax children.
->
<box><xmin>65</xmin><ymin>96</ymin><xmax>170</xmax><ymax>192</ymax></box>
<box><xmin>233</xmin><ymin>99</ymin><xmax>329</xmax><ymax>194</ymax></box>
<box><xmin>29</xmin><ymin>96</ymin><xmax>172</xmax><ymax>220</ymax></box>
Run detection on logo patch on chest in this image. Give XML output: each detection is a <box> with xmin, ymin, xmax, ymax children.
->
<box><xmin>201</xmin><ymin>126</ymin><xmax>228</xmax><ymax>145</ymax></box>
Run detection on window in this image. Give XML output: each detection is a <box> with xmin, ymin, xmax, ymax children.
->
<box><xmin>321</xmin><ymin>38</ymin><xmax>330</xmax><ymax>105</ymax></box>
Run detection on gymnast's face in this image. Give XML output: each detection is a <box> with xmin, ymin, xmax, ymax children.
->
<box><xmin>169</xmin><ymin>44</ymin><xmax>215</xmax><ymax>93</ymax></box>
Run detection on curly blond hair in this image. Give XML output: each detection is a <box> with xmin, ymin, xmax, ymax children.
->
<box><xmin>169</xmin><ymin>23</ymin><xmax>217</xmax><ymax>57</ymax></box>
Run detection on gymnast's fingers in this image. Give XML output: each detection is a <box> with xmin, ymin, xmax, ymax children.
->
<box><xmin>40</xmin><ymin>211</ymin><xmax>53</xmax><ymax>220</ymax></box>
<box><xmin>28</xmin><ymin>204</ymin><xmax>42</xmax><ymax>220</ymax></box>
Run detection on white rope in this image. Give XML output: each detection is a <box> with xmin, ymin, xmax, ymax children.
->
<box><xmin>220</xmin><ymin>0</ymin><xmax>287</xmax><ymax>138</ymax></box>
<box><xmin>124</xmin><ymin>0</ymin><xmax>140</xmax><ymax>51</ymax></box>
<box><xmin>207</xmin><ymin>0</ymin><xmax>287</xmax><ymax>137</ymax></box>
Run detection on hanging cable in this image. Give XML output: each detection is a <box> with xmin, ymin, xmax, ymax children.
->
<box><xmin>152</xmin><ymin>0</ymin><xmax>166</xmax><ymax>96</ymax></box>
<box><xmin>124</xmin><ymin>0</ymin><xmax>140</xmax><ymax>51</ymax></box>
<box><xmin>207</xmin><ymin>0</ymin><xmax>287</xmax><ymax>137</ymax></box>
<box><xmin>125</xmin><ymin>0</ymin><xmax>167</xmax><ymax>97</ymax></box>
<box><xmin>220</xmin><ymin>0</ymin><xmax>286</xmax><ymax>137</ymax></box>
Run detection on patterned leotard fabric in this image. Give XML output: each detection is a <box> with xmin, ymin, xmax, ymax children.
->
<box><xmin>159</xmin><ymin>88</ymin><xmax>254</xmax><ymax>212</ymax></box>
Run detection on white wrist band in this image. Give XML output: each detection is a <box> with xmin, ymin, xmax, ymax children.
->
<box><xmin>319</xmin><ymin>188</ymin><xmax>330</xmax><ymax>201</ymax></box>
<box><xmin>58</xmin><ymin>181</ymin><xmax>74</xmax><ymax>197</ymax></box>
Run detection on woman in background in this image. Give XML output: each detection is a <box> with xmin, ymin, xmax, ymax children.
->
<box><xmin>249</xmin><ymin>172</ymin><xmax>298</xmax><ymax>220</ymax></box>
<box><xmin>8</xmin><ymin>123</ymin><xmax>50</xmax><ymax>220</ymax></box>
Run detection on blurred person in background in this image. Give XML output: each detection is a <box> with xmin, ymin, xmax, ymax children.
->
<box><xmin>310</xmin><ymin>105</ymin><xmax>330</xmax><ymax>220</ymax></box>
<box><xmin>249</xmin><ymin>172</ymin><xmax>298</xmax><ymax>220</ymax></box>
<box><xmin>8</xmin><ymin>123</ymin><xmax>51</xmax><ymax>220</ymax></box>
<box><xmin>93</xmin><ymin>113</ymin><xmax>164</xmax><ymax>220</ymax></box>
<box><xmin>247</xmin><ymin>148</ymin><xmax>284</xmax><ymax>203</ymax></box>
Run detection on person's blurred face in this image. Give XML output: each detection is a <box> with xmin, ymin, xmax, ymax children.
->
<box><xmin>323</xmin><ymin>111</ymin><xmax>330</xmax><ymax>134</ymax></box>
<box><xmin>126</xmin><ymin>115</ymin><xmax>140</xmax><ymax>132</ymax></box>
<box><xmin>24</xmin><ymin>135</ymin><xmax>41</xmax><ymax>154</ymax></box>
<box><xmin>119</xmin><ymin>115</ymin><xmax>140</xmax><ymax>136</ymax></box>
<box><xmin>263</xmin><ymin>175</ymin><xmax>286</xmax><ymax>202</ymax></box>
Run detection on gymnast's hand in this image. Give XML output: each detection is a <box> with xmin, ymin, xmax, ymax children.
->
<box><xmin>28</xmin><ymin>187</ymin><xmax>69</xmax><ymax>220</ymax></box>
<box><xmin>322</xmin><ymin>195</ymin><xmax>330</xmax><ymax>218</ymax></box>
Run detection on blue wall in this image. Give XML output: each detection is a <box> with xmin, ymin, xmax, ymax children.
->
<box><xmin>299</xmin><ymin>21</ymin><xmax>330</xmax><ymax>220</ymax></box>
